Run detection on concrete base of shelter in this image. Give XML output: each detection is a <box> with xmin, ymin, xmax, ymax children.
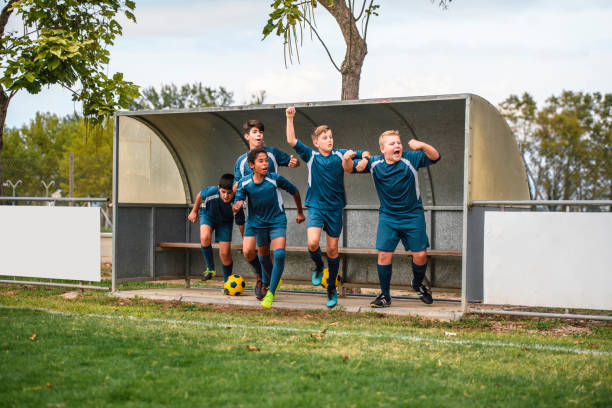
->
<box><xmin>111</xmin><ymin>287</ymin><xmax>463</xmax><ymax>321</ymax></box>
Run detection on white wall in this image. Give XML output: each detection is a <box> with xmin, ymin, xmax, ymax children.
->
<box><xmin>483</xmin><ymin>212</ymin><xmax>612</xmax><ymax>310</ymax></box>
<box><xmin>0</xmin><ymin>206</ymin><xmax>100</xmax><ymax>281</ymax></box>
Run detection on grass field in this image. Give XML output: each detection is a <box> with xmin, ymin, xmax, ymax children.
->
<box><xmin>1</xmin><ymin>284</ymin><xmax>611</xmax><ymax>407</ymax></box>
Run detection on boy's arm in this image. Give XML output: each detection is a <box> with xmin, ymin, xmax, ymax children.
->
<box><xmin>188</xmin><ymin>193</ymin><xmax>203</xmax><ymax>223</ymax></box>
<box><xmin>292</xmin><ymin>190</ymin><xmax>305</xmax><ymax>224</ymax></box>
<box><xmin>342</xmin><ymin>150</ymin><xmax>357</xmax><ymax>173</ymax></box>
<box><xmin>354</xmin><ymin>150</ymin><xmax>371</xmax><ymax>172</ymax></box>
<box><xmin>408</xmin><ymin>139</ymin><xmax>440</xmax><ymax>161</ymax></box>
<box><xmin>286</xmin><ymin>106</ymin><xmax>298</xmax><ymax>147</ymax></box>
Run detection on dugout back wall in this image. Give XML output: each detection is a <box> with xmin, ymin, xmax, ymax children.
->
<box><xmin>112</xmin><ymin>94</ymin><xmax>529</xmax><ymax>301</ymax></box>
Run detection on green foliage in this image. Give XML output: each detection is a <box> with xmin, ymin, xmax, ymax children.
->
<box><xmin>262</xmin><ymin>0</ymin><xmax>380</xmax><ymax>67</ymax></box>
<box><xmin>499</xmin><ymin>91</ymin><xmax>612</xmax><ymax>204</ymax></box>
<box><xmin>129</xmin><ymin>82</ymin><xmax>267</xmax><ymax>110</ymax></box>
<box><xmin>130</xmin><ymin>82</ymin><xmax>234</xmax><ymax>110</ymax></box>
<box><xmin>0</xmin><ymin>0</ymin><xmax>139</xmax><ymax>126</ymax></box>
<box><xmin>2</xmin><ymin>112</ymin><xmax>113</xmax><ymax>197</ymax></box>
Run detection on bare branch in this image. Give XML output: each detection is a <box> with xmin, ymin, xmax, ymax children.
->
<box><xmin>301</xmin><ymin>14</ymin><xmax>341</xmax><ymax>72</ymax></box>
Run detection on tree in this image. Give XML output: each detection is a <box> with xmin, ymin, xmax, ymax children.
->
<box><xmin>130</xmin><ymin>83</ymin><xmax>234</xmax><ymax>110</ymax></box>
<box><xmin>499</xmin><ymin>91</ymin><xmax>612</xmax><ymax>207</ymax></box>
<box><xmin>2</xmin><ymin>112</ymin><xmax>113</xmax><ymax>198</ymax></box>
<box><xmin>0</xmin><ymin>0</ymin><xmax>139</xmax><ymax>195</ymax></box>
<box><xmin>263</xmin><ymin>1</ymin><xmax>452</xmax><ymax>100</ymax></box>
<box><xmin>130</xmin><ymin>82</ymin><xmax>267</xmax><ymax>110</ymax></box>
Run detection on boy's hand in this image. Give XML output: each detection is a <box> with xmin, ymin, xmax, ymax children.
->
<box><xmin>343</xmin><ymin>150</ymin><xmax>356</xmax><ymax>161</ymax></box>
<box><xmin>296</xmin><ymin>212</ymin><xmax>305</xmax><ymax>224</ymax></box>
<box><xmin>187</xmin><ymin>210</ymin><xmax>198</xmax><ymax>224</ymax></box>
<box><xmin>286</xmin><ymin>106</ymin><xmax>296</xmax><ymax>118</ymax></box>
<box><xmin>233</xmin><ymin>201</ymin><xmax>244</xmax><ymax>212</ymax></box>
<box><xmin>355</xmin><ymin>155</ymin><xmax>370</xmax><ymax>172</ymax></box>
<box><xmin>288</xmin><ymin>155</ymin><xmax>300</xmax><ymax>167</ymax></box>
<box><xmin>408</xmin><ymin>139</ymin><xmax>425</xmax><ymax>151</ymax></box>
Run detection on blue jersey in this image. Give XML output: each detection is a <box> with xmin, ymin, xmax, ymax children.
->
<box><xmin>362</xmin><ymin>151</ymin><xmax>440</xmax><ymax>216</ymax></box>
<box><xmin>235</xmin><ymin>173</ymin><xmax>298</xmax><ymax>228</ymax></box>
<box><xmin>293</xmin><ymin>140</ymin><xmax>363</xmax><ymax>210</ymax></box>
<box><xmin>199</xmin><ymin>186</ymin><xmax>245</xmax><ymax>225</ymax></box>
<box><xmin>234</xmin><ymin>147</ymin><xmax>292</xmax><ymax>180</ymax></box>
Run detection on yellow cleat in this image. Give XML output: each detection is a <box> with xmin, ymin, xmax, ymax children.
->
<box><xmin>261</xmin><ymin>291</ymin><xmax>274</xmax><ymax>309</ymax></box>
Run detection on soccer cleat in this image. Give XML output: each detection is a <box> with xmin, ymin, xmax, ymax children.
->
<box><xmin>201</xmin><ymin>268</ymin><xmax>216</xmax><ymax>281</ymax></box>
<box><xmin>261</xmin><ymin>291</ymin><xmax>275</xmax><ymax>309</ymax></box>
<box><xmin>370</xmin><ymin>293</ymin><xmax>391</xmax><ymax>308</ymax></box>
<box><xmin>255</xmin><ymin>275</ymin><xmax>264</xmax><ymax>300</ymax></box>
<box><xmin>326</xmin><ymin>287</ymin><xmax>338</xmax><ymax>308</ymax></box>
<box><xmin>311</xmin><ymin>267</ymin><xmax>323</xmax><ymax>286</ymax></box>
<box><xmin>412</xmin><ymin>283</ymin><xmax>433</xmax><ymax>304</ymax></box>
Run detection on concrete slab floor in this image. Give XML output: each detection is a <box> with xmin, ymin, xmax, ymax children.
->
<box><xmin>111</xmin><ymin>287</ymin><xmax>463</xmax><ymax>321</ymax></box>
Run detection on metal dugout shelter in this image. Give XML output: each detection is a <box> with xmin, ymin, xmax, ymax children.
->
<box><xmin>112</xmin><ymin>94</ymin><xmax>530</xmax><ymax>307</ymax></box>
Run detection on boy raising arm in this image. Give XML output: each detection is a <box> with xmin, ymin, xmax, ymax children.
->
<box><xmin>188</xmin><ymin>173</ymin><xmax>245</xmax><ymax>284</ymax></box>
<box><xmin>344</xmin><ymin>130</ymin><xmax>440</xmax><ymax>307</ymax></box>
<box><xmin>234</xmin><ymin>119</ymin><xmax>300</xmax><ymax>299</ymax></box>
<box><xmin>233</xmin><ymin>148</ymin><xmax>305</xmax><ymax>309</ymax></box>
<box><xmin>286</xmin><ymin>106</ymin><xmax>370</xmax><ymax>308</ymax></box>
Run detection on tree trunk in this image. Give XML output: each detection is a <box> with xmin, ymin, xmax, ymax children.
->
<box><xmin>0</xmin><ymin>89</ymin><xmax>8</xmax><ymax>197</ymax></box>
<box><xmin>319</xmin><ymin>0</ymin><xmax>367</xmax><ymax>100</ymax></box>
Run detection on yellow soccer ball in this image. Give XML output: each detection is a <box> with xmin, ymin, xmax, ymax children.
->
<box><xmin>321</xmin><ymin>267</ymin><xmax>342</xmax><ymax>289</ymax></box>
<box><xmin>224</xmin><ymin>274</ymin><xmax>246</xmax><ymax>296</ymax></box>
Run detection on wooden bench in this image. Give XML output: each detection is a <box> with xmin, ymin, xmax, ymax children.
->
<box><xmin>157</xmin><ymin>242</ymin><xmax>461</xmax><ymax>291</ymax></box>
<box><xmin>157</xmin><ymin>242</ymin><xmax>461</xmax><ymax>258</ymax></box>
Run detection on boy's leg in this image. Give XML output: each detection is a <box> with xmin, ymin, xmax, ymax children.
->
<box><xmin>261</xmin><ymin>228</ymin><xmax>286</xmax><ymax>308</ymax></box>
<box><xmin>402</xmin><ymin>213</ymin><xmax>433</xmax><ymax>304</ymax></box>
<box><xmin>307</xmin><ymin>227</ymin><xmax>324</xmax><ymax>285</ymax></box>
<box><xmin>243</xmin><ymin>235</ymin><xmax>263</xmax><ymax>278</ymax></box>
<box><xmin>218</xmin><ymin>241</ymin><xmax>233</xmax><ymax>282</ymax></box>
<box><xmin>199</xmin><ymin>224</ymin><xmax>216</xmax><ymax>280</ymax></box>
<box><xmin>325</xmin><ymin>234</ymin><xmax>340</xmax><ymax>308</ymax></box>
<box><xmin>257</xmin><ymin>245</ymin><xmax>272</xmax><ymax>285</ymax></box>
<box><xmin>377</xmin><ymin>251</ymin><xmax>393</xmax><ymax>298</ymax></box>
<box><xmin>371</xmin><ymin>214</ymin><xmax>399</xmax><ymax>307</ymax></box>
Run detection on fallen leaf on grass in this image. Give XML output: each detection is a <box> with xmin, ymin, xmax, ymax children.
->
<box><xmin>343</xmin><ymin>355</ymin><xmax>349</xmax><ymax>361</ymax></box>
<box><xmin>30</xmin><ymin>333</ymin><xmax>37</xmax><ymax>341</ymax></box>
<box><xmin>321</xmin><ymin>328</ymin><xmax>328</xmax><ymax>334</ymax></box>
<box><xmin>46</xmin><ymin>382</ymin><xmax>52</xmax><ymax>389</ymax></box>
<box><xmin>310</xmin><ymin>333</ymin><xmax>323</xmax><ymax>339</ymax></box>
<box><xmin>328</xmin><ymin>321</ymin><xmax>340</xmax><ymax>326</ymax></box>
<box><xmin>246</xmin><ymin>345</ymin><xmax>260</xmax><ymax>352</ymax></box>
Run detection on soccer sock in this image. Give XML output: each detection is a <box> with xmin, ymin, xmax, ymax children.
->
<box><xmin>248</xmin><ymin>256</ymin><xmax>263</xmax><ymax>278</ymax></box>
<box><xmin>221</xmin><ymin>263</ymin><xmax>233</xmax><ymax>282</ymax></box>
<box><xmin>200</xmin><ymin>245</ymin><xmax>214</xmax><ymax>271</ymax></box>
<box><xmin>258</xmin><ymin>255</ymin><xmax>273</xmax><ymax>286</ymax></box>
<box><xmin>327</xmin><ymin>256</ymin><xmax>340</xmax><ymax>290</ymax></box>
<box><xmin>269</xmin><ymin>249</ymin><xmax>286</xmax><ymax>295</ymax></box>
<box><xmin>377</xmin><ymin>263</ymin><xmax>392</xmax><ymax>299</ymax></box>
<box><xmin>308</xmin><ymin>248</ymin><xmax>325</xmax><ymax>272</ymax></box>
<box><xmin>412</xmin><ymin>261</ymin><xmax>428</xmax><ymax>288</ymax></box>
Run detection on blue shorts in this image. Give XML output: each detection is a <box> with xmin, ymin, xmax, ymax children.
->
<box><xmin>199</xmin><ymin>212</ymin><xmax>233</xmax><ymax>243</ymax></box>
<box><xmin>376</xmin><ymin>212</ymin><xmax>429</xmax><ymax>253</ymax></box>
<box><xmin>244</xmin><ymin>222</ymin><xmax>286</xmax><ymax>247</ymax></box>
<box><xmin>306</xmin><ymin>207</ymin><xmax>343</xmax><ymax>238</ymax></box>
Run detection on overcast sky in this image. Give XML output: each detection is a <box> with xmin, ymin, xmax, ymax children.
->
<box><xmin>5</xmin><ymin>0</ymin><xmax>612</xmax><ymax>127</ymax></box>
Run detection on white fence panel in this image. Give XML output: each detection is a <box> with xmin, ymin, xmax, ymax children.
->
<box><xmin>483</xmin><ymin>212</ymin><xmax>612</xmax><ymax>310</ymax></box>
<box><xmin>0</xmin><ymin>206</ymin><xmax>100</xmax><ymax>281</ymax></box>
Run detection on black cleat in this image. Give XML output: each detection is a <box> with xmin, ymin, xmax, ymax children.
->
<box><xmin>255</xmin><ymin>275</ymin><xmax>264</xmax><ymax>300</ymax></box>
<box><xmin>413</xmin><ymin>283</ymin><xmax>433</xmax><ymax>304</ymax></box>
<box><xmin>370</xmin><ymin>293</ymin><xmax>392</xmax><ymax>308</ymax></box>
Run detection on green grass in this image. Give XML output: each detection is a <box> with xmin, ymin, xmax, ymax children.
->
<box><xmin>1</xmin><ymin>285</ymin><xmax>611</xmax><ymax>407</ymax></box>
